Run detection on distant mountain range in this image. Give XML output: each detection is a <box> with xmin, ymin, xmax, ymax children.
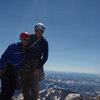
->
<box><xmin>38</xmin><ymin>71</ymin><xmax>100</xmax><ymax>100</ymax></box>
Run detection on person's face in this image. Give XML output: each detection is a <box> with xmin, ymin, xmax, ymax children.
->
<box><xmin>35</xmin><ymin>29</ymin><xmax>43</xmax><ymax>38</ymax></box>
<box><xmin>21</xmin><ymin>39</ymin><xmax>29</xmax><ymax>47</ymax></box>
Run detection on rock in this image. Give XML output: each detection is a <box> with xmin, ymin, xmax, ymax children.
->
<box><xmin>12</xmin><ymin>93</ymin><xmax>23</xmax><ymax>100</ymax></box>
<box><xmin>65</xmin><ymin>93</ymin><xmax>84</xmax><ymax>100</ymax></box>
<box><xmin>94</xmin><ymin>95</ymin><xmax>100</xmax><ymax>100</ymax></box>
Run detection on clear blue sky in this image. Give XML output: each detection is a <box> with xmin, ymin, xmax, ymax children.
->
<box><xmin>0</xmin><ymin>0</ymin><xmax>100</xmax><ymax>74</ymax></box>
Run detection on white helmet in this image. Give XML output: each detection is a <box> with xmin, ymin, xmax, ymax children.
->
<box><xmin>34</xmin><ymin>23</ymin><xmax>45</xmax><ymax>31</ymax></box>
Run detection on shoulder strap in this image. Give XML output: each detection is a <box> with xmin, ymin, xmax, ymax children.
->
<box><xmin>29</xmin><ymin>37</ymin><xmax>42</xmax><ymax>49</ymax></box>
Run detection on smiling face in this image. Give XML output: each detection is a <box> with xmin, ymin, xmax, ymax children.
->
<box><xmin>21</xmin><ymin>39</ymin><xmax>29</xmax><ymax>47</ymax></box>
<box><xmin>35</xmin><ymin>29</ymin><xmax>43</xmax><ymax>38</ymax></box>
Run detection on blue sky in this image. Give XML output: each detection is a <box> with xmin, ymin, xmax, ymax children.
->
<box><xmin>0</xmin><ymin>0</ymin><xmax>100</xmax><ymax>74</ymax></box>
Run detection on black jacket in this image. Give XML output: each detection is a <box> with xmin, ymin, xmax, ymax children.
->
<box><xmin>26</xmin><ymin>34</ymin><xmax>49</xmax><ymax>68</ymax></box>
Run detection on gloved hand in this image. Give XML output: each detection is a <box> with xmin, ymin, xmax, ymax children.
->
<box><xmin>38</xmin><ymin>67</ymin><xmax>45</xmax><ymax>81</ymax></box>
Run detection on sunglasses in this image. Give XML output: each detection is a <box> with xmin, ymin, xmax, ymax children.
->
<box><xmin>22</xmin><ymin>39</ymin><xmax>30</xmax><ymax>41</ymax></box>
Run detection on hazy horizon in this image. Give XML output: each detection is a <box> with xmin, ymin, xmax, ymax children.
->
<box><xmin>45</xmin><ymin>69</ymin><xmax>100</xmax><ymax>75</ymax></box>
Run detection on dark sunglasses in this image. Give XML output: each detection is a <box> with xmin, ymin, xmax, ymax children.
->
<box><xmin>22</xmin><ymin>39</ymin><xmax>30</xmax><ymax>41</ymax></box>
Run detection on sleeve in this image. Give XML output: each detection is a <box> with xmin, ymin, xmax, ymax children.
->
<box><xmin>0</xmin><ymin>44</ymin><xmax>13</xmax><ymax>69</ymax></box>
<box><xmin>37</xmin><ymin>40</ymin><xmax>49</xmax><ymax>69</ymax></box>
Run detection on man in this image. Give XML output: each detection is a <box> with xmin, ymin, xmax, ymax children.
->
<box><xmin>0</xmin><ymin>32</ymin><xmax>30</xmax><ymax>100</ymax></box>
<box><xmin>21</xmin><ymin>23</ymin><xmax>49</xmax><ymax>100</ymax></box>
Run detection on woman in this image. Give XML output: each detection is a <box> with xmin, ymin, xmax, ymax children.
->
<box><xmin>0</xmin><ymin>32</ymin><xmax>30</xmax><ymax>100</ymax></box>
<box><xmin>21</xmin><ymin>23</ymin><xmax>49</xmax><ymax>100</ymax></box>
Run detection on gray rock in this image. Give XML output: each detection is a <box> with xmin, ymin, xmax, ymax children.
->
<box><xmin>65</xmin><ymin>93</ymin><xmax>84</xmax><ymax>100</ymax></box>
